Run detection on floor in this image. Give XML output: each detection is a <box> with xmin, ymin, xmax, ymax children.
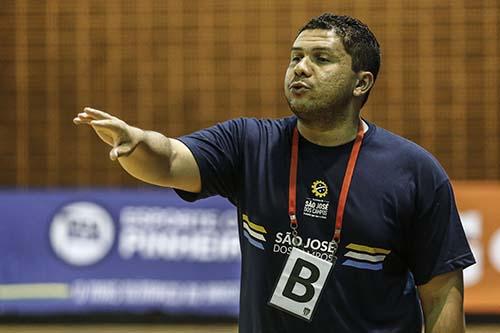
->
<box><xmin>0</xmin><ymin>324</ymin><xmax>499</xmax><ymax>333</ymax></box>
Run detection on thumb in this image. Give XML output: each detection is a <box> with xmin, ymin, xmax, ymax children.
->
<box><xmin>110</xmin><ymin>143</ymin><xmax>133</xmax><ymax>161</ymax></box>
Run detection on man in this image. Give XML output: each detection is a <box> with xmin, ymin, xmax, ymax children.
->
<box><xmin>74</xmin><ymin>13</ymin><xmax>475</xmax><ymax>333</ymax></box>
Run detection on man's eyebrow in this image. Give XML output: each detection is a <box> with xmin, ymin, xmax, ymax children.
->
<box><xmin>290</xmin><ymin>47</ymin><xmax>334</xmax><ymax>52</ymax></box>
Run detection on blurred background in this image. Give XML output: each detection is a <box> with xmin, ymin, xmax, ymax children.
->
<box><xmin>1</xmin><ymin>0</ymin><xmax>499</xmax><ymax>332</ymax></box>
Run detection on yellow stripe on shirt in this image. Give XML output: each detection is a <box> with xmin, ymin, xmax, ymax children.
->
<box><xmin>242</xmin><ymin>214</ymin><xmax>267</xmax><ymax>234</ymax></box>
<box><xmin>243</xmin><ymin>221</ymin><xmax>266</xmax><ymax>241</ymax></box>
<box><xmin>346</xmin><ymin>243</ymin><xmax>391</xmax><ymax>255</ymax></box>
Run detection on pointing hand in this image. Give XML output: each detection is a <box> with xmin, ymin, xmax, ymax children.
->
<box><xmin>73</xmin><ymin>107</ymin><xmax>144</xmax><ymax>160</ymax></box>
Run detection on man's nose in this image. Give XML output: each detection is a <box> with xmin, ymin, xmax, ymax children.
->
<box><xmin>294</xmin><ymin>57</ymin><xmax>312</xmax><ymax>77</ymax></box>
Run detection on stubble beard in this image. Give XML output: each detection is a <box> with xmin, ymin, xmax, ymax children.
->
<box><xmin>286</xmin><ymin>90</ymin><xmax>353</xmax><ymax>130</ymax></box>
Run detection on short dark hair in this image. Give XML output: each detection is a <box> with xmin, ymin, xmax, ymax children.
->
<box><xmin>299</xmin><ymin>13</ymin><xmax>381</xmax><ymax>80</ymax></box>
<box><xmin>299</xmin><ymin>13</ymin><xmax>381</xmax><ymax>106</ymax></box>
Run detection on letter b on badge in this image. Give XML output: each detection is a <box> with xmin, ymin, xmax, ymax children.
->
<box><xmin>269</xmin><ymin>247</ymin><xmax>332</xmax><ymax>321</ymax></box>
<box><xmin>282</xmin><ymin>258</ymin><xmax>319</xmax><ymax>302</ymax></box>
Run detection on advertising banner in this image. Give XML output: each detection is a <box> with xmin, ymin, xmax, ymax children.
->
<box><xmin>0</xmin><ymin>183</ymin><xmax>498</xmax><ymax>315</ymax></box>
<box><xmin>454</xmin><ymin>181</ymin><xmax>500</xmax><ymax>314</ymax></box>
<box><xmin>0</xmin><ymin>189</ymin><xmax>240</xmax><ymax>316</ymax></box>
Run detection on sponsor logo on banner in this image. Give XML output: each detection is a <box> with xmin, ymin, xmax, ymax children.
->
<box><xmin>50</xmin><ymin>202</ymin><xmax>115</xmax><ymax>266</ymax></box>
<box><xmin>70</xmin><ymin>279</ymin><xmax>240</xmax><ymax>307</ymax></box>
<box><xmin>118</xmin><ymin>206</ymin><xmax>239</xmax><ymax>262</ymax></box>
<box><xmin>461</xmin><ymin>211</ymin><xmax>483</xmax><ymax>287</ymax></box>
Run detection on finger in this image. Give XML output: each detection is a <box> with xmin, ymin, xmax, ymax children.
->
<box><xmin>110</xmin><ymin>143</ymin><xmax>133</xmax><ymax>161</ymax></box>
<box><xmin>78</xmin><ymin>112</ymin><xmax>98</xmax><ymax>120</ymax></box>
<box><xmin>90</xmin><ymin>119</ymin><xmax>117</xmax><ymax>128</ymax></box>
<box><xmin>73</xmin><ymin>117</ymin><xmax>91</xmax><ymax>125</ymax></box>
<box><xmin>73</xmin><ymin>113</ymin><xmax>95</xmax><ymax>125</ymax></box>
<box><xmin>84</xmin><ymin>107</ymin><xmax>113</xmax><ymax>120</ymax></box>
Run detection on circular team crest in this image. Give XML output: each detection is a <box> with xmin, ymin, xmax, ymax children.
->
<box><xmin>50</xmin><ymin>201</ymin><xmax>115</xmax><ymax>266</ymax></box>
<box><xmin>311</xmin><ymin>180</ymin><xmax>328</xmax><ymax>198</ymax></box>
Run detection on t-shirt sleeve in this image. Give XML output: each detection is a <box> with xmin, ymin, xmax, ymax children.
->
<box><xmin>408</xmin><ymin>179</ymin><xmax>476</xmax><ymax>285</ymax></box>
<box><xmin>173</xmin><ymin>118</ymin><xmax>245</xmax><ymax>204</ymax></box>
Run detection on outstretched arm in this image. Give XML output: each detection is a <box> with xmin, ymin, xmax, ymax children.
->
<box><xmin>74</xmin><ymin>107</ymin><xmax>201</xmax><ymax>192</ymax></box>
<box><xmin>417</xmin><ymin>269</ymin><xmax>466</xmax><ymax>333</ymax></box>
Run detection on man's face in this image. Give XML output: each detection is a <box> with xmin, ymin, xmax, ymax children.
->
<box><xmin>284</xmin><ymin>29</ymin><xmax>358</xmax><ymax>122</ymax></box>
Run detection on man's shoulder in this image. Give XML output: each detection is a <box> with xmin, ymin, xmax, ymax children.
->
<box><xmin>369</xmin><ymin>123</ymin><xmax>447</xmax><ymax>178</ymax></box>
<box><xmin>223</xmin><ymin>116</ymin><xmax>295</xmax><ymax>138</ymax></box>
<box><xmin>232</xmin><ymin>116</ymin><xmax>295</xmax><ymax>129</ymax></box>
<box><xmin>371</xmin><ymin>124</ymin><xmax>434</xmax><ymax>158</ymax></box>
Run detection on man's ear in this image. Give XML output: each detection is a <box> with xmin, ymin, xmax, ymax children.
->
<box><xmin>353</xmin><ymin>71</ymin><xmax>374</xmax><ymax>97</ymax></box>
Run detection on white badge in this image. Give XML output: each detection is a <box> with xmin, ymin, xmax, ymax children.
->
<box><xmin>269</xmin><ymin>247</ymin><xmax>333</xmax><ymax>321</ymax></box>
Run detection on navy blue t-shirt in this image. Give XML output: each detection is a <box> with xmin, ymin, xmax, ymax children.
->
<box><xmin>175</xmin><ymin>116</ymin><xmax>475</xmax><ymax>333</ymax></box>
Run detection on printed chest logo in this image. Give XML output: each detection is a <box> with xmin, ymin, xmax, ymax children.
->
<box><xmin>311</xmin><ymin>180</ymin><xmax>328</xmax><ymax>198</ymax></box>
<box><xmin>273</xmin><ymin>232</ymin><xmax>336</xmax><ymax>262</ymax></box>
<box><xmin>303</xmin><ymin>180</ymin><xmax>330</xmax><ymax>220</ymax></box>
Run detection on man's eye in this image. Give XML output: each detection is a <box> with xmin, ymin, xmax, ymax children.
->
<box><xmin>317</xmin><ymin>56</ymin><xmax>329</xmax><ymax>63</ymax></box>
<box><xmin>291</xmin><ymin>56</ymin><xmax>302</xmax><ymax>62</ymax></box>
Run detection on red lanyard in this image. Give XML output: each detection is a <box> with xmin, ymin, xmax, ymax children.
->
<box><xmin>288</xmin><ymin>121</ymin><xmax>365</xmax><ymax>244</ymax></box>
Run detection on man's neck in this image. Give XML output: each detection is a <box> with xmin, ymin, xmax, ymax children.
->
<box><xmin>296</xmin><ymin>117</ymin><xmax>367</xmax><ymax>147</ymax></box>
